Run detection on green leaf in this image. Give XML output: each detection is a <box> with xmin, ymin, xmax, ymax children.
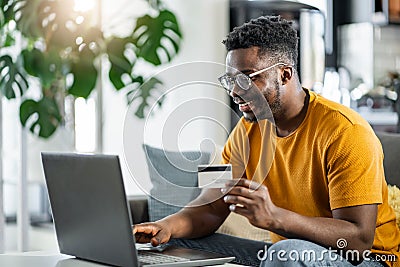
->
<box><xmin>0</xmin><ymin>16</ymin><xmax>16</xmax><ymax>47</ymax></box>
<box><xmin>127</xmin><ymin>77</ymin><xmax>163</xmax><ymax>118</ymax></box>
<box><xmin>21</xmin><ymin>48</ymin><xmax>41</xmax><ymax>76</ymax></box>
<box><xmin>1</xmin><ymin>0</ymin><xmax>17</xmax><ymax>27</ymax></box>
<box><xmin>0</xmin><ymin>55</ymin><xmax>28</xmax><ymax>99</ymax></box>
<box><xmin>68</xmin><ymin>46</ymin><xmax>98</xmax><ymax>98</ymax></box>
<box><xmin>107</xmin><ymin>37</ymin><xmax>134</xmax><ymax>90</ymax></box>
<box><xmin>1</xmin><ymin>0</ymin><xmax>183</xmax><ymax>140</ymax></box>
<box><xmin>19</xmin><ymin>96</ymin><xmax>62</xmax><ymax>138</ymax></box>
<box><xmin>2</xmin><ymin>32</ymin><xmax>15</xmax><ymax>46</ymax></box>
<box><xmin>109</xmin><ymin>62</ymin><xmax>129</xmax><ymax>90</ymax></box>
<box><xmin>125</xmin><ymin>75</ymin><xmax>144</xmax><ymax>100</ymax></box>
<box><xmin>14</xmin><ymin>0</ymin><xmax>98</xmax><ymax>50</ymax></box>
<box><xmin>133</xmin><ymin>9</ymin><xmax>182</xmax><ymax>65</ymax></box>
<box><xmin>14</xmin><ymin>0</ymin><xmax>44</xmax><ymax>39</ymax></box>
<box><xmin>21</xmin><ymin>48</ymin><xmax>60</xmax><ymax>88</ymax></box>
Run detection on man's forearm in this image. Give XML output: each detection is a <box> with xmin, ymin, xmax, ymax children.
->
<box><xmin>159</xmin><ymin>189</ymin><xmax>231</xmax><ymax>239</ymax></box>
<box><xmin>270</xmin><ymin>205</ymin><xmax>377</xmax><ymax>254</ymax></box>
<box><xmin>161</xmin><ymin>204</ymin><xmax>227</xmax><ymax>239</ymax></box>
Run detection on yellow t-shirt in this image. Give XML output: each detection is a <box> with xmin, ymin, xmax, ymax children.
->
<box><xmin>222</xmin><ymin>90</ymin><xmax>400</xmax><ymax>266</ymax></box>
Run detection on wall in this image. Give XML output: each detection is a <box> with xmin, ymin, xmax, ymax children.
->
<box><xmin>338</xmin><ymin>23</ymin><xmax>400</xmax><ymax>90</ymax></box>
<box><xmin>338</xmin><ymin>23</ymin><xmax>374</xmax><ymax>89</ymax></box>
<box><xmin>373</xmin><ymin>25</ymin><xmax>400</xmax><ymax>83</ymax></box>
<box><xmin>102</xmin><ymin>0</ymin><xmax>230</xmax><ymax>195</ymax></box>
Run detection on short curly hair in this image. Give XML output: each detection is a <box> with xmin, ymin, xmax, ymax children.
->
<box><xmin>222</xmin><ymin>16</ymin><xmax>298</xmax><ymax>67</ymax></box>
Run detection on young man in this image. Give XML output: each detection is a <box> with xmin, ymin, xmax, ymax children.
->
<box><xmin>134</xmin><ymin>16</ymin><xmax>400</xmax><ymax>266</ymax></box>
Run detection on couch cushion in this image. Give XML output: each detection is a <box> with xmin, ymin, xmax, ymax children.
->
<box><xmin>217</xmin><ymin>212</ymin><xmax>271</xmax><ymax>242</ymax></box>
<box><xmin>143</xmin><ymin>144</ymin><xmax>210</xmax><ymax>221</ymax></box>
<box><xmin>128</xmin><ymin>195</ymin><xmax>149</xmax><ymax>224</ymax></box>
<box><xmin>388</xmin><ymin>185</ymin><xmax>400</xmax><ymax>229</ymax></box>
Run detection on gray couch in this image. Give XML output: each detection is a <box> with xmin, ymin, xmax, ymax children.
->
<box><xmin>128</xmin><ymin>195</ymin><xmax>149</xmax><ymax>224</ymax></box>
<box><xmin>128</xmin><ymin>131</ymin><xmax>400</xmax><ymax>224</ymax></box>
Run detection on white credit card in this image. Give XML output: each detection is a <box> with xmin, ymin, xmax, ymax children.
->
<box><xmin>197</xmin><ymin>164</ymin><xmax>232</xmax><ymax>188</ymax></box>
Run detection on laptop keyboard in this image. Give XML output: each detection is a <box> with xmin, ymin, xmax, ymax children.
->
<box><xmin>138</xmin><ymin>251</ymin><xmax>188</xmax><ymax>265</ymax></box>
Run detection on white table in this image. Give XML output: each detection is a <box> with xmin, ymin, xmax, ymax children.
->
<box><xmin>0</xmin><ymin>251</ymin><xmax>243</xmax><ymax>267</ymax></box>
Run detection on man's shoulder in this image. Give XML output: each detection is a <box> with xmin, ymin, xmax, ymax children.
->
<box><xmin>305</xmin><ymin>91</ymin><xmax>376</xmax><ymax>146</ymax></box>
<box><xmin>310</xmin><ymin>92</ymin><xmax>370</xmax><ymax>129</ymax></box>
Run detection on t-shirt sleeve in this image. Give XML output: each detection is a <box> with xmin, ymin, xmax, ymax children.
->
<box><xmin>326</xmin><ymin>124</ymin><xmax>384</xmax><ymax>210</ymax></box>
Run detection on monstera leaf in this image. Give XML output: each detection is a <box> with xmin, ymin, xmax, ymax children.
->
<box><xmin>1</xmin><ymin>0</ymin><xmax>182</xmax><ymax>139</ymax></box>
<box><xmin>68</xmin><ymin>46</ymin><xmax>98</xmax><ymax>98</ymax></box>
<box><xmin>0</xmin><ymin>55</ymin><xmax>28</xmax><ymax>99</ymax></box>
<box><xmin>133</xmin><ymin>9</ymin><xmax>182</xmax><ymax>65</ymax></box>
<box><xmin>13</xmin><ymin>0</ymin><xmax>44</xmax><ymax>39</ymax></box>
<box><xmin>20</xmin><ymin>96</ymin><xmax>62</xmax><ymax>138</ymax></box>
<box><xmin>14</xmin><ymin>0</ymin><xmax>99</xmax><ymax>49</ymax></box>
<box><xmin>1</xmin><ymin>32</ymin><xmax>15</xmax><ymax>47</ymax></box>
<box><xmin>15</xmin><ymin>0</ymin><xmax>75</xmax><ymax>45</ymax></box>
<box><xmin>127</xmin><ymin>77</ymin><xmax>163</xmax><ymax>118</ymax></box>
<box><xmin>22</xmin><ymin>48</ymin><xmax>61</xmax><ymax>89</ymax></box>
<box><xmin>107</xmin><ymin>37</ymin><xmax>135</xmax><ymax>90</ymax></box>
<box><xmin>1</xmin><ymin>0</ymin><xmax>18</xmax><ymax>27</ymax></box>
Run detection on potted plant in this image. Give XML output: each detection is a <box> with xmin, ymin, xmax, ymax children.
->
<box><xmin>0</xmin><ymin>0</ymin><xmax>182</xmax><ymax>138</ymax></box>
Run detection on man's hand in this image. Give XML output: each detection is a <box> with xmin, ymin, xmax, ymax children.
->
<box><xmin>222</xmin><ymin>178</ymin><xmax>277</xmax><ymax>230</ymax></box>
<box><xmin>133</xmin><ymin>222</ymin><xmax>172</xmax><ymax>246</ymax></box>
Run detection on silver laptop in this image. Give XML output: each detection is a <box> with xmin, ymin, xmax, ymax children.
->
<box><xmin>41</xmin><ymin>152</ymin><xmax>235</xmax><ymax>267</ymax></box>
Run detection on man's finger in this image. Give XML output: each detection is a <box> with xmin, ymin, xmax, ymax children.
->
<box><xmin>248</xmin><ymin>180</ymin><xmax>263</xmax><ymax>191</ymax></box>
<box><xmin>225</xmin><ymin>178</ymin><xmax>246</xmax><ymax>187</ymax></box>
<box><xmin>133</xmin><ymin>223</ymin><xmax>162</xmax><ymax>243</ymax></box>
<box><xmin>224</xmin><ymin>185</ymin><xmax>261</xmax><ymax>199</ymax></box>
<box><xmin>135</xmin><ymin>232</ymin><xmax>152</xmax><ymax>243</ymax></box>
<box><xmin>228</xmin><ymin>204</ymin><xmax>250</xmax><ymax>217</ymax></box>
<box><xmin>223</xmin><ymin>194</ymin><xmax>251</xmax><ymax>207</ymax></box>
<box><xmin>150</xmin><ymin>237</ymin><xmax>162</xmax><ymax>246</ymax></box>
<box><xmin>150</xmin><ymin>231</ymin><xmax>170</xmax><ymax>246</ymax></box>
<box><xmin>134</xmin><ymin>223</ymin><xmax>158</xmax><ymax>234</ymax></box>
<box><xmin>226</xmin><ymin>178</ymin><xmax>261</xmax><ymax>190</ymax></box>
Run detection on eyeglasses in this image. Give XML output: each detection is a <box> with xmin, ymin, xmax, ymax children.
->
<box><xmin>218</xmin><ymin>62</ymin><xmax>290</xmax><ymax>94</ymax></box>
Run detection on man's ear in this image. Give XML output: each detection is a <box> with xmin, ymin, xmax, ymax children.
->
<box><xmin>281</xmin><ymin>67</ymin><xmax>293</xmax><ymax>85</ymax></box>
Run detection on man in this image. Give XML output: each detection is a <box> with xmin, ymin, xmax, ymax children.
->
<box><xmin>134</xmin><ymin>16</ymin><xmax>400</xmax><ymax>266</ymax></box>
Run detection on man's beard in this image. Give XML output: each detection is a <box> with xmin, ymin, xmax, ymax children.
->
<box><xmin>243</xmin><ymin>79</ymin><xmax>281</xmax><ymax>123</ymax></box>
<box><xmin>268</xmin><ymin>79</ymin><xmax>281</xmax><ymax>114</ymax></box>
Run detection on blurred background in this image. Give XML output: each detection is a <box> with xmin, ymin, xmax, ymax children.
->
<box><xmin>1</xmin><ymin>0</ymin><xmax>400</xmax><ymax>253</ymax></box>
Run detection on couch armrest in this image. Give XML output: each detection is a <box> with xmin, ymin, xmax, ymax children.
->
<box><xmin>127</xmin><ymin>195</ymin><xmax>149</xmax><ymax>224</ymax></box>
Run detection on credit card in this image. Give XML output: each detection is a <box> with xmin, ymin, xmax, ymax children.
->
<box><xmin>197</xmin><ymin>164</ymin><xmax>232</xmax><ymax>188</ymax></box>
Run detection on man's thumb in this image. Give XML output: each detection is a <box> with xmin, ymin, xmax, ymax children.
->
<box><xmin>150</xmin><ymin>236</ymin><xmax>162</xmax><ymax>246</ymax></box>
